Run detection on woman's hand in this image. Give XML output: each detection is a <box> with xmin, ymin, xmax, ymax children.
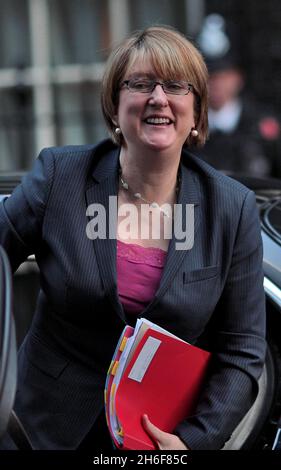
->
<box><xmin>142</xmin><ymin>414</ymin><xmax>189</xmax><ymax>450</ymax></box>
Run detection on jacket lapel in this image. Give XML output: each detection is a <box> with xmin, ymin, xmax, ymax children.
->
<box><xmin>85</xmin><ymin>143</ymin><xmax>125</xmax><ymax>322</ymax></box>
<box><xmin>144</xmin><ymin>161</ymin><xmax>201</xmax><ymax>313</ymax></box>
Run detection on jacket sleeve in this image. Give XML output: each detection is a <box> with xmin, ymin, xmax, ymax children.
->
<box><xmin>0</xmin><ymin>148</ymin><xmax>55</xmax><ymax>272</ymax></box>
<box><xmin>175</xmin><ymin>190</ymin><xmax>266</xmax><ymax>450</ymax></box>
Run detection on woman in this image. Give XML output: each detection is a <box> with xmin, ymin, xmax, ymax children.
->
<box><xmin>0</xmin><ymin>26</ymin><xmax>265</xmax><ymax>450</ymax></box>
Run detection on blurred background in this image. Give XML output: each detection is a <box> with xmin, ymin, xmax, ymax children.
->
<box><xmin>0</xmin><ymin>0</ymin><xmax>280</xmax><ymax>175</ymax></box>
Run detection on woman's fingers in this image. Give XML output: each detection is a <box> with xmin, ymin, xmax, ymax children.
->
<box><xmin>142</xmin><ymin>414</ymin><xmax>188</xmax><ymax>450</ymax></box>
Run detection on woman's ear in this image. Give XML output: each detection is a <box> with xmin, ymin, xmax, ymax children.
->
<box><xmin>112</xmin><ymin>112</ymin><xmax>119</xmax><ymax>127</ymax></box>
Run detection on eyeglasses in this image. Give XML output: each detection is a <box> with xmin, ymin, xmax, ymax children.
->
<box><xmin>121</xmin><ymin>78</ymin><xmax>194</xmax><ymax>96</ymax></box>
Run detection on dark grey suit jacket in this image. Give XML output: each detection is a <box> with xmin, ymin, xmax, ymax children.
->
<box><xmin>0</xmin><ymin>139</ymin><xmax>266</xmax><ymax>449</ymax></box>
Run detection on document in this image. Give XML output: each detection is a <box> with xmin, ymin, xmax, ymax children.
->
<box><xmin>104</xmin><ymin>318</ymin><xmax>211</xmax><ymax>450</ymax></box>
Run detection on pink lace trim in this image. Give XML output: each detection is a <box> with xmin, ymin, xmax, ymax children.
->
<box><xmin>117</xmin><ymin>239</ymin><xmax>167</xmax><ymax>267</ymax></box>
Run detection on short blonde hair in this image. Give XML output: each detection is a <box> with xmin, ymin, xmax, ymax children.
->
<box><xmin>101</xmin><ymin>25</ymin><xmax>208</xmax><ymax>148</ymax></box>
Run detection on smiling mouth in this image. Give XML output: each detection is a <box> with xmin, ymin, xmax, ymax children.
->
<box><xmin>144</xmin><ymin>117</ymin><xmax>173</xmax><ymax>125</ymax></box>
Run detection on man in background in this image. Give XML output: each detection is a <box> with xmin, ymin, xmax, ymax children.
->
<box><xmin>196</xmin><ymin>14</ymin><xmax>281</xmax><ymax>178</ymax></box>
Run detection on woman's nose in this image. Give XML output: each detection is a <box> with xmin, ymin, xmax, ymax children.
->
<box><xmin>148</xmin><ymin>84</ymin><xmax>169</xmax><ymax>106</ymax></box>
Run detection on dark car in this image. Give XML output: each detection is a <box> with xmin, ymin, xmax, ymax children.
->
<box><xmin>0</xmin><ymin>172</ymin><xmax>281</xmax><ymax>451</ymax></box>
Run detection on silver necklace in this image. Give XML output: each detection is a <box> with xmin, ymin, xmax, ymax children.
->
<box><xmin>119</xmin><ymin>170</ymin><xmax>180</xmax><ymax>218</ymax></box>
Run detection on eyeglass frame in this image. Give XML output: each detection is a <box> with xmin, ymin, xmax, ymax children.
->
<box><xmin>121</xmin><ymin>78</ymin><xmax>194</xmax><ymax>96</ymax></box>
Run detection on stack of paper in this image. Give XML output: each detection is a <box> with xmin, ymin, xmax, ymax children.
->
<box><xmin>104</xmin><ymin>318</ymin><xmax>211</xmax><ymax>450</ymax></box>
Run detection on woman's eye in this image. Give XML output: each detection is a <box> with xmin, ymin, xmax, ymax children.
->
<box><xmin>133</xmin><ymin>81</ymin><xmax>149</xmax><ymax>89</ymax></box>
<box><xmin>166</xmin><ymin>82</ymin><xmax>183</xmax><ymax>91</ymax></box>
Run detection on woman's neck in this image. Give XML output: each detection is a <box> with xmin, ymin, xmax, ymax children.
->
<box><xmin>119</xmin><ymin>147</ymin><xmax>181</xmax><ymax>206</ymax></box>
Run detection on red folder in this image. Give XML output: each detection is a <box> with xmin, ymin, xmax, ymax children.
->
<box><xmin>105</xmin><ymin>320</ymin><xmax>211</xmax><ymax>450</ymax></box>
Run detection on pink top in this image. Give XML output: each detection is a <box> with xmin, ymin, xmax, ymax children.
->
<box><xmin>117</xmin><ymin>240</ymin><xmax>167</xmax><ymax>316</ymax></box>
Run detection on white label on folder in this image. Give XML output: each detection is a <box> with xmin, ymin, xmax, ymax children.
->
<box><xmin>128</xmin><ymin>336</ymin><xmax>161</xmax><ymax>382</ymax></box>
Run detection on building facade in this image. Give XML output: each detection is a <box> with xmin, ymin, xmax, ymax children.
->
<box><xmin>0</xmin><ymin>0</ymin><xmax>280</xmax><ymax>172</ymax></box>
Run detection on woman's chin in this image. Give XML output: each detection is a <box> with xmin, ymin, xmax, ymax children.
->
<box><xmin>142</xmin><ymin>136</ymin><xmax>174</xmax><ymax>151</ymax></box>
